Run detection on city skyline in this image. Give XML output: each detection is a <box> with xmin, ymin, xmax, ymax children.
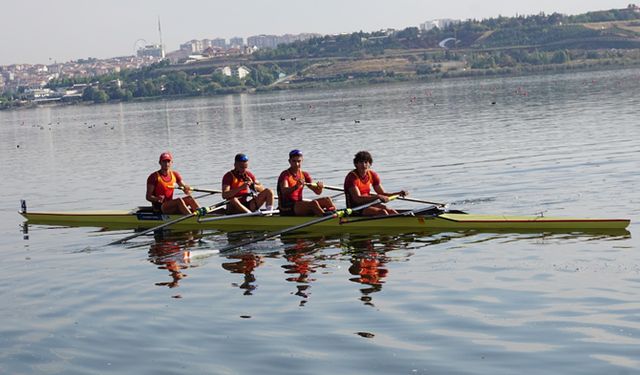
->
<box><xmin>2</xmin><ymin>0</ymin><xmax>633</xmax><ymax>66</ymax></box>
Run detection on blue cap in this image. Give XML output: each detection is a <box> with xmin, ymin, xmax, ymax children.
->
<box><xmin>235</xmin><ymin>153</ymin><xmax>249</xmax><ymax>162</ymax></box>
<box><xmin>289</xmin><ymin>149</ymin><xmax>303</xmax><ymax>158</ymax></box>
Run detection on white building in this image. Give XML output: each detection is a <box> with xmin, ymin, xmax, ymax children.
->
<box><xmin>236</xmin><ymin>66</ymin><xmax>250</xmax><ymax>79</ymax></box>
<box><xmin>218</xmin><ymin>66</ymin><xmax>251</xmax><ymax>79</ymax></box>
<box><xmin>212</xmin><ymin>38</ymin><xmax>226</xmax><ymax>48</ymax></box>
<box><xmin>229</xmin><ymin>37</ymin><xmax>244</xmax><ymax>47</ymax></box>
<box><xmin>137</xmin><ymin>44</ymin><xmax>164</xmax><ymax>58</ymax></box>
<box><xmin>420</xmin><ymin>19</ymin><xmax>459</xmax><ymax>31</ymax></box>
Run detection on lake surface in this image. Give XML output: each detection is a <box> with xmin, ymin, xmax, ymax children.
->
<box><xmin>1</xmin><ymin>68</ymin><xmax>639</xmax><ymax>374</ymax></box>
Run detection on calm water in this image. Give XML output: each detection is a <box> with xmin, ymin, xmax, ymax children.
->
<box><xmin>1</xmin><ymin>68</ymin><xmax>639</xmax><ymax>374</ymax></box>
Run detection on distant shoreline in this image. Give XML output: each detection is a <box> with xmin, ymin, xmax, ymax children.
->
<box><xmin>2</xmin><ymin>59</ymin><xmax>639</xmax><ymax>112</ymax></box>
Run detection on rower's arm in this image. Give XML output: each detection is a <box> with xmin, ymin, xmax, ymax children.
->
<box><xmin>373</xmin><ymin>184</ymin><xmax>387</xmax><ymax>196</ymax></box>
<box><xmin>253</xmin><ymin>180</ymin><xmax>265</xmax><ymax>193</ymax></box>
<box><xmin>146</xmin><ymin>182</ymin><xmax>163</xmax><ymax>204</ymax></box>
<box><xmin>308</xmin><ymin>181</ymin><xmax>323</xmax><ymax>195</ymax></box>
<box><xmin>281</xmin><ymin>179</ymin><xmax>304</xmax><ymax>195</ymax></box>
<box><xmin>221</xmin><ymin>183</ymin><xmax>244</xmax><ymax>200</ymax></box>
<box><xmin>348</xmin><ymin>185</ymin><xmax>379</xmax><ymax>205</ymax></box>
<box><xmin>177</xmin><ymin>181</ymin><xmax>192</xmax><ymax>195</ymax></box>
<box><xmin>372</xmin><ymin>184</ymin><xmax>395</xmax><ymax>203</ymax></box>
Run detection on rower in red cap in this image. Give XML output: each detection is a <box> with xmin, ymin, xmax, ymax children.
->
<box><xmin>146</xmin><ymin>152</ymin><xmax>200</xmax><ymax>214</ymax></box>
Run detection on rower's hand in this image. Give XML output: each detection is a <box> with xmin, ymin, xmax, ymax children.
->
<box><xmin>399</xmin><ymin>190</ymin><xmax>408</xmax><ymax>197</ymax></box>
<box><xmin>315</xmin><ymin>181</ymin><xmax>324</xmax><ymax>189</ymax></box>
<box><xmin>158</xmin><ymin>195</ymin><xmax>165</xmax><ymax>204</ymax></box>
<box><xmin>182</xmin><ymin>185</ymin><xmax>192</xmax><ymax>195</ymax></box>
<box><xmin>377</xmin><ymin>194</ymin><xmax>390</xmax><ymax>203</ymax></box>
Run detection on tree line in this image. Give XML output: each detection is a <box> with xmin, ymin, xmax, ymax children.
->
<box><xmin>254</xmin><ymin>6</ymin><xmax>640</xmax><ymax>60</ymax></box>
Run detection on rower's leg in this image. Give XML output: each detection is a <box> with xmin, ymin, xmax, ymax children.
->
<box><xmin>362</xmin><ymin>204</ymin><xmax>391</xmax><ymax>217</ymax></box>
<box><xmin>294</xmin><ymin>200</ymin><xmax>324</xmax><ymax>216</ymax></box>
<box><xmin>177</xmin><ymin>198</ymin><xmax>192</xmax><ymax>215</ymax></box>
<box><xmin>252</xmin><ymin>189</ymin><xmax>274</xmax><ymax>211</ymax></box>
<box><xmin>317</xmin><ymin>197</ymin><xmax>335</xmax><ymax>211</ymax></box>
<box><xmin>228</xmin><ymin>198</ymin><xmax>251</xmax><ymax>214</ymax></box>
<box><xmin>161</xmin><ymin>199</ymin><xmax>191</xmax><ymax>215</ymax></box>
<box><xmin>183</xmin><ymin>196</ymin><xmax>200</xmax><ymax>211</ymax></box>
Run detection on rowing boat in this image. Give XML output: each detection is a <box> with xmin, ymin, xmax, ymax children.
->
<box><xmin>19</xmin><ymin>205</ymin><xmax>630</xmax><ymax>233</ymax></box>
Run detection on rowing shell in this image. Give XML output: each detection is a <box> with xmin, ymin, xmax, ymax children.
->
<box><xmin>19</xmin><ymin>207</ymin><xmax>630</xmax><ymax>233</ymax></box>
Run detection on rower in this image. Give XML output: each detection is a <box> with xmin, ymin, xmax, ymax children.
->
<box><xmin>277</xmin><ymin>149</ymin><xmax>336</xmax><ymax>216</ymax></box>
<box><xmin>221</xmin><ymin>153</ymin><xmax>274</xmax><ymax>214</ymax></box>
<box><xmin>146</xmin><ymin>152</ymin><xmax>200</xmax><ymax>214</ymax></box>
<box><xmin>343</xmin><ymin>150</ymin><xmax>407</xmax><ymax>216</ymax></box>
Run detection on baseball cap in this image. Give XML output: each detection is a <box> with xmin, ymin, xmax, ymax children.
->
<box><xmin>289</xmin><ymin>149</ymin><xmax>303</xmax><ymax>158</ymax></box>
<box><xmin>159</xmin><ymin>152</ymin><xmax>173</xmax><ymax>162</ymax></box>
<box><xmin>235</xmin><ymin>153</ymin><xmax>249</xmax><ymax>162</ymax></box>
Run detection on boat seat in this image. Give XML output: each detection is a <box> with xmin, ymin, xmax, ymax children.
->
<box><xmin>135</xmin><ymin>206</ymin><xmax>157</xmax><ymax>213</ymax></box>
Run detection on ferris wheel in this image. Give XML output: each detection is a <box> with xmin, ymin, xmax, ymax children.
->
<box><xmin>134</xmin><ymin>39</ymin><xmax>148</xmax><ymax>55</ymax></box>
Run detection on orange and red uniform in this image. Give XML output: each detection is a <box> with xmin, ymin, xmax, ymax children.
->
<box><xmin>146</xmin><ymin>170</ymin><xmax>183</xmax><ymax>210</ymax></box>
<box><xmin>343</xmin><ymin>169</ymin><xmax>381</xmax><ymax>208</ymax></box>
<box><xmin>277</xmin><ymin>169</ymin><xmax>312</xmax><ymax>210</ymax></box>
<box><xmin>222</xmin><ymin>170</ymin><xmax>257</xmax><ymax>203</ymax></box>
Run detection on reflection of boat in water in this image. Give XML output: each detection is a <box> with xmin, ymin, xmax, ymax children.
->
<box><xmin>19</xmin><ymin>204</ymin><xmax>630</xmax><ymax>235</ymax></box>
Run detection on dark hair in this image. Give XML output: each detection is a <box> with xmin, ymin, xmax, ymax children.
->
<box><xmin>353</xmin><ymin>151</ymin><xmax>373</xmax><ymax>166</ymax></box>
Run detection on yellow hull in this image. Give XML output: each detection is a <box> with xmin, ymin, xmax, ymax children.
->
<box><xmin>20</xmin><ymin>209</ymin><xmax>630</xmax><ymax>234</ymax></box>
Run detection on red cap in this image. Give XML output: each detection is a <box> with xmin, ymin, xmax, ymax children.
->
<box><xmin>159</xmin><ymin>152</ymin><xmax>173</xmax><ymax>162</ymax></box>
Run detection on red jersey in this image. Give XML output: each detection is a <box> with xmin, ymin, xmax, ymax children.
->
<box><xmin>147</xmin><ymin>170</ymin><xmax>183</xmax><ymax>208</ymax></box>
<box><xmin>277</xmin><ymin>169</ymin><xmax>311</xmax><ymax>207</ymax></box>
<box><xmin>343</xmin><ymin>169</ymin><xmax>380</xmax><ymax>208</ymax></box>
<box><xmin>222</xmin><ymin>170</ymin><xmax>257</xmax><ymax>200</ymax></box>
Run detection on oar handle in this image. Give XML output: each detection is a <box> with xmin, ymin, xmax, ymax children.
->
<box><xmin>171</xmin><ymin>185</ymin><xmax>223</xmax><ymax>195</ymax></box>
<box><xmin>322</xmin><ymin>184</ymin><xmax>445</xmax><ymax>207</ymax></box>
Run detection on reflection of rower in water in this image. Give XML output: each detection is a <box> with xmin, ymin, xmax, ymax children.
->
<box><xmin>147</xmin><ymin>231</ymin><xmax>201</xmax><ymax>290</ymax></box>
<box><xmin>343</xmin><ymin>236</ymin><xmax>390</xmax><ymax>306</ymax></box>
<box><xmin>280</xmin><ymin>236</ymin><xmax>328</xmax><ymax>306</ymax></box>
<box><xmin>221</xmin><ymin>253</ymin><xmax>264</xmax><ymax>295</ymax></box>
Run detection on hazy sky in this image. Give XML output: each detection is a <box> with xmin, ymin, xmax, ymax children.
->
<box><xmin>2</xmin><ymin>0</ymin><xmax>632</xmax><ymax>65</ymax></box>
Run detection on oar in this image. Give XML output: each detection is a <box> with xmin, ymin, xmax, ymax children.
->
<box><xmin>339</xmin><ymin>205</ymin><xmax>444</xmax><ymax>225</ymax></box>
<box><xmin>320</xmin><ymin>184</ymin><xmax>446</xmax><ymax>207</ymax></box>
<box><xmin>108</xmin><ymin>200</ymin><xmax>228</xmax><ymax>245</ymax></box>
<box><xmin>176</xmin><ymin>186</ymin><xmax>284</xmax><ymax>200</ymax></box>
<box><xmin>304</xmin><ymin>183</ymin><xmax>345</xmax><ymax>198</ymax></box>
<box><xmin>171</xmin><ymin>185</ymin><xmax>223</xmax><ymax>195</ymax></box>
<box><xmin>198</xmin><ymin>209</ymin><xmax>279</xmax><ymax>223</ymax></box>
<box><xmin>219</xmin><ymin>196</ymin><xmax>398</xmax><ymax>253</ymax></box>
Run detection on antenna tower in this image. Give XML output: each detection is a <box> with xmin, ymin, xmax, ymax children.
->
<box><xmin>158</xmin><ymin>17</ymin><xmax>165</xmax><ymax>58</ymax></box>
